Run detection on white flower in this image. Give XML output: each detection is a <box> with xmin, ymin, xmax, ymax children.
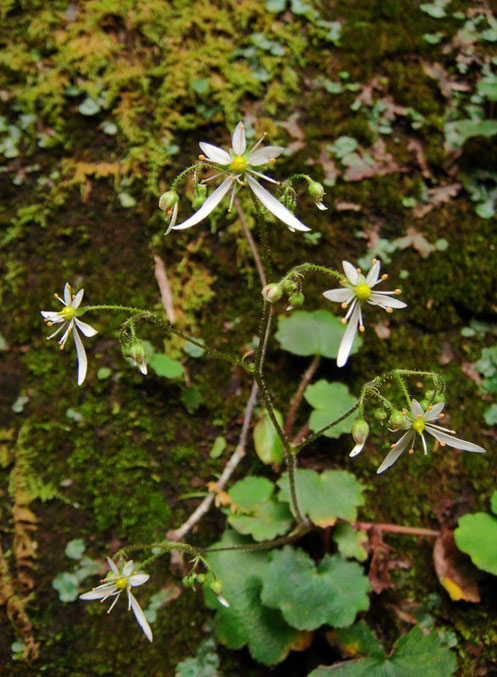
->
<box><xmin>323</xmin><ymin>259</ymin><xmax>407</xmax><ymax>368</ymax></box>
<box><xmin>172</xmin><ymin>121</ymin><xmax>310</xmax><ymax>233</ymax></box>
<box><xmin>376</xmin><ymin>399</ymin><xmax>485</xmax><ymax>474</ymax></box>
<box><xmin>80</xmin><ymin>557</ymin><xmax>153</xmax><ymax>642</ymax></box>
<box><xmin>41</xmin><ymin>283</ymin><xmax>98</xmax><ymax>385</ymax></box>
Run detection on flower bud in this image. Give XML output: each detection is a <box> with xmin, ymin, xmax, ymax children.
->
<box><xmin>308</xmin><ymin>181</ymin><xmax>327</xmax><ymax>210</ymax></box>
<box><xmin>123</xmin><ymin>340</ymin><xmax>147</xmax><ymax>375</ymax></box>
<box><xmin>282</xmin><ymin>278</ymin><xmax>298</xmax><ymax>293</ymax></box>
<box><xmin>192</xmin><ymin>182</ymin><xmax>207</xmax><ymax>210</ymax></box>
<box><xmin>373</xmin><ymin>408</ymin><xmax>387</xmax><ymax>420</ymax></box>
<box><xmin>262</xmin><ymin>283</ymin><xmax>283</xmax><ymax>303</ymax></box>
<box><xmin>288</xmin><ymin>292</ymin><xmax>304</xmax><ymax>307</ymax></box>
<box><xmin>195</xmin><ymin>573</ymin><xmax>206</xmax><ymax>584</ymax></box>
<box><xmin>280</xmin><ymin>190</ymin><xmax>297</xmax><ymax>212</ymax></box>
<box><xmin>209</xmin><ymin>579</ymin><xmax>223</xmax><ymax>596</ymax></box>
<box><xmin>420</xmin><ymin>399</ymin><xmax>430</xmax><ymax>411</ymax></box>
<box><xmin>159</xmin><ymin>190</ymin><xmax>179</xmax><ymax>211</ymax></box>
<box><xmin>425</xmin><ymin>389</ymin><xmax>435</xmax><ymax>400</ymax></box>
<box><xmin>388</xmin><ymin>410</ymin><xmax>405</xmax><ymax>430</ymax></box>
<box><xmin>350</xmin><ymin>419</ymin><xmax>369</xmax><ymax>457</ymax></box>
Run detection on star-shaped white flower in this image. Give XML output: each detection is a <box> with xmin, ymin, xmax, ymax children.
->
<box><xmin>80</xmin><ymin>557</ymin><xmax>153</xmax><ymax>642</ymax></box>
<box><xmin>376</xmin><ymin>399</ymin><xmax>485</xmax><ymax>474</ymax></box>
<box><xmin>41</xmin><ymin>283</ymin><xmax>98</xmax><ymax>385</ymax></box>
<box><xmin>323</xmin><ymin>259</ymin><xmax>407</xmax><ymax>368</ymax></box>
<box><xmin>172</xmin><ymin>121</ymin><xmax>310</xmax><ymax>233</ymax></box>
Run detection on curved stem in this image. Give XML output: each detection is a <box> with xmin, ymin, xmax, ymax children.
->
<box><xmin>285</xmin><ymin>355</ymin><xmax>321</xmax><ymax>436</ymax></box>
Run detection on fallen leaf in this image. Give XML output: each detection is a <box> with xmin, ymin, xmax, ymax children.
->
<box><xmin>413</xmin><ymin>183</ymin><xmax>461</xmax><ymax>218</ymax></box>
<box><xmin>335</xmin><ymin>200</ymin><xmax>362</xmax><ymax>212</ymax></box>
<box><xmin>433</xmin><ymin>529</ymin><xmax>480</xmax><ymax>603</ymax></box>
<box><xmin>407</xmin><ymin>139</ymin><xmax>432</xmax><ymax>179</ymax></box>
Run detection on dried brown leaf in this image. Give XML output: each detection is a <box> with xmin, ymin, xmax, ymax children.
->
<box><xmin>433</xmin><ymin>529</ymin><xmax>480</xmax><ymax>603</ymax></box>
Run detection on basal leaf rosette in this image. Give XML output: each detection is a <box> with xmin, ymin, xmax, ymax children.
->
<box><xmin>204</xmin><ymin>531</ymin><xmax>311</xmax><ymax>666</ymax></box>
<box><xmin>278</xmin><ymin>470</ymin><xmax>365</xmax><ymax>528</ymax></box>
<box><xmin>260</xmin><ymin>547</ymin><xmax>370</xmax><ymax>631</ymax></box>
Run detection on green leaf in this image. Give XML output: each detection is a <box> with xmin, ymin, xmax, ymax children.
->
<box><xmin>446</xmin><ymin>119</ymin><xmax>497</xmax><ymax>147</ymax></box>
<box><xmin>205</xmin><ymin>531</ymin><xmax>308</xmax><ymax>665</ymax></box>
<box><xmin>97</xmin><ymin>367</ymin><xmax>112</xmax><ymax>380</ymax></box>
<box><xmin>261</xmin><ymin>548</ymin><xmax>370</xmax><ymax>630</ymax></box>
<box><xmin>333</xmin><ymin>523</ymin><xmax>368</xmax><ymax>562</ymax></box>
<box><xmin>175</xmin><ymin>636</ymin><xmax>220</xmax><ymax>677</ymax></box>
<box><xmin>210</xmin><ymin>436</ymin><xmax>227</xmax><ymax>458</ymax></box>
<box><xmin>484</xmin><ymin>403</ymin><xmax>497</xmax><ymax>426</ymax></box>
<box><xmin>304</xmin><ymin>380</ymin><xmax>357</xmax><ymax>438</ymax></box>
<box><xmin>65</xmin><ymin>538</ymin><xmax>86</xmax><ymax>560</ymax></box>
<box><xmin>308</xmin><ymin>626</ymin><xmax>457</xmax><ymax>676</ymax></box>
<box><xmin>184</xmin><ymin>338</ymin><xmax>205</xmax><ymax>358</ymax></box>
<box><xmin>180</xmin><ymin>386</ymin><xmax>203</xmax><ymax>413</ymax></box>
<box><xmin>275</xmin><ymin>310</ymin><xmax>362</xmax><ymax>359</ymax></box>
<box><xmin>475</xmin><ymin>200</ymin><xmax>495</xmax><ymax>219</ymax></box>
<box><xmin>253</xmin><ymin>409</ymin><xmax>284</xmax><ymax>466</ymax></box>
<box><xmin>420</xmin><ymin>3</ymin><xmax>446</xmax><ymax>19</ymax></box>
<box><xmin>454</xmin><ymin>512</ymin><xmax>497</xmax><ymax>575</ymax></box>
<box><xmin>227</xmin><ymin>476</ymin><xmax>293</xmax><ymax>541</ymax></box>
<box><xmin>490</xmin><ymin>490</ymin><xmax>497</xmax><ymax>516</ymax></box>
<box><xmin>278</xmin><ymin>470</ymin><xmax>364</xmax><ymax>527</ymax></box>
<box><xmin>334</xmin><ymin>621</ymin><xmax>383</xmax><ymax>658</ymax></box>
<box><xmin>149</xmin><ymin>353</ymin><xmax>184</xmax><ymax>379</ymax></box>
<box><xmin>52</xmin><ymin>572</ymin><xmax>80</xmax><ymax>602</ymax></box>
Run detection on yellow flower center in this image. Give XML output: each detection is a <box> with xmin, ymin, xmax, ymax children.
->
<box><xmin>115</xmin><ymin>577</ymin><xmax>128</xmax><ymax>590</ymax></box>
<box><xmin>355</xmin><ymin>283</ymin><xmax>371</xmax><ymax>301</ymax></box>
<box><xmin>60</xmin><ymin>306</ymin><xmax>76</xmax><ymax>319</ymax></box>
<box><xmin>230</xmin><ymin>155</ymin><xmax>247</xmax><ymax>173</ymax></box>
<box><xmin>412</xmin><ymin>419</ymin><xmax>425</xmax><ymax>435</ymax></box>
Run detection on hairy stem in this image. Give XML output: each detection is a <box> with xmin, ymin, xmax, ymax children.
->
<box><xmin>285</xmin><ymin>355</ymin><xmax>321</xmax><ymax>436</ymax></box>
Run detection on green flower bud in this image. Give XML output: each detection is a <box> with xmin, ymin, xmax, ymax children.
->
<box><xmin>280</xmin><ymin>190</ymin><xmax>297</xmax><ymax>212</ymax></box>
<box><xmin>352</xmin><ymin>419</ymin><xmax>369</xmax><ymax>444</ymax></box>
<box><xmin>181</xmin><ymin>576</ymin><xmax>192</xmax><ymax>588</ymax></box>
<box><xmin>159</xmin><ymin>190</ymin><xmax>179</xmax><ymax>211</ymax></box>
<box><xmin>123</xmin><ymin>339</ymin><xmax>147</xmax><ymax>375</ymax></box>
<box><xmin>209</xmin><ymin>579</ymin><xmax>223</xmax><ymax>596</ymax></box>
<box><xmin>282</xmin><ymin>278</ymin><xmax>298</xmax><ymax>293</ymax></box>
<box><xmin>192</xmin><ymin>182</ymin><xmax>207</xmax><ymax>210</ymax></box>
<box><xmin>195</xmin><ymin>573</ymin><xmax>206</xmax><ymax>584</ymax></box>
<box><xmin>420</xmin><ymin>399</ymin><xmax>430</xmax><ymax>411</ymax></box>
<box><xmin>388</xmin><ymin>410</ymin><xmax>406</xmax><ymax>430</ymax></box>
<box><xmin>373</xmin><ymin>408</ymin><xmax>387</xmax><ymax>420</ymax></box>
<box><xmin>308</xmin><ymin>181</ymin><xmax>325</xmax><ymax>202</ymax></box>
<box><xmin>425</xmin><ymin>390</ymin><xmax>435</xmax><ymax>400</ymax></box>
<box><xmin>288</xmin><ymin>292</ymin><xmax>304</xmax><ymax>307</ymax></box>
<box><xmin>434</xmin><ymin>393</ymin><xmax>445</xmax><ymax>404</ymax></box>
<box><xmin>262</xmin><ymin>283</ymin><xmax>283</xmax><ymax>303</ymax></box>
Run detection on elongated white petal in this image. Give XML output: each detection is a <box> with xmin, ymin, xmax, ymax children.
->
<box><xmin>41</xmin><ymin>311</ymin><xmax>64</xmax><ymax>321</ymax></box>
<box><xmin>410</xmin><ymin>399</ymin><xmax>424</xmax><ymax>418</ymax></box>
<box><xmin>199</xmin><ymin>142</ymin><xmax>230</xmax><ymax>165</ymax></box>
<box><xmin>122</xmin><ymin>560</ymin><xmax>134</xmax><ymax>577</ymax></box>
<box><xmin>315</xmin><ymin>201</ymin><xmax>327</xmax><ymax>210</ymax></box>
<box><xmin>72</xmin><ymin>289</ymin><xmax>85</xmax><ymax>309</ymax></box>
<box><xmin>107</xmin><ymin>556</ymin><xmax>120</xmax><ymax>577</ymax></box>
<box><xmin>165</xmin><ymin>201</ymin><xmax>178</xmax><ymax>235</ymax></box>
<box><xmin>139</xmin><ymin>361</ymin><xmax>147</xmax><ymax>375</ymax></box>
<box><xmin>337</xmin><ymin>304</ymin><xmax>360</xmax><ymax>368</ymax></box>
<box><xmin>73</xmin><ymin>327</ymin><xmax>88</xmax><ymax>386</ymax></box>
<box><xmin>423</xmin><ymin>402</ymin><xmax>445</xmax><ymax>421</ymax></box>
<box><xmin>80</xmin><ymin>585</ymin><xmax>119</xmax><ymax>600</ymax></box>
<box><xmin>323</xmin><ymin>288</ymin><xmax>355</xmax><ymax>304</ymax></box>
<box><xmin>128</xmin><ymin>592</ymin><xmax>153</xmax><ymax>642</ymax></box>
<box><xmin>172</xmin><ymin>177</ymin><xmax>233</xmax><ymax>230</ymax></box>
<box><xmin>246</xmin><ymin>175</ymin><xmax>310</xmax><ymax>232</ymax></box>
<box><xmin>217</xmin><ymin>594</ymin><xmax>230</xmax><ymax>608</ymax></box>
<box><xmin>249</xmin><ymin>146</ymin><xmax>285</xmax><ymax>165</ymax></box>
<box><xmin>376</xmin><ymin>431</ymin><xmax>415</xmax><ymax>474</ymax></box>
<box><xmin>342</xmin><ymin>261</ymin><xmax>359</xmax><ymax>285</ymax></box>
<box><xmin>368</xmin><ymin>293</ymin><xmax>407</xmax><ymax>310</ymax></box>
<box><xmin>350</xmin><ymin>441</ymin><xmax>365</xmax><ymax>457</ymax></box>
<box><xmin>366</xmin><ymin>260</ymin><xmax>381</xmax><ymax>286</ymax></box>
<box><xmin>425</xmin><ymin>426</ymin><xmax>485</xmax><ymax>453</ymax></box>
<box><xmin>129</xmin><ymin>573</ymin><xmax>150</xmax><ymax>587</ymax></box>
<box><xmin>63</xmin><ymin>283</ymin><xmax>71</xmax><ymax>306</ymax></box>
<box><xmin>231</xmin><ymin>122</ymin><xmax>246</xmax><ymax>155</ymax></box>
<box><xmin>75</xmin><ymin>318</ymin><xmax>98</xmax><ymax>337</ymax></box>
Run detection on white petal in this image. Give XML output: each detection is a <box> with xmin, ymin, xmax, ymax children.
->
<box><xmin>315</xmin><ymin>201</ymin><xmax>327</xmax><ymax>210</ymax></box>
<box><xmin>199</xmin><ymin>142</ymin><xmax>230</xmax><ymax>165</ymax></box>
<box><xmin>164</xmin><ymin>201</ymin><xmax>178</xmax><ymax>236</ymax></box>
<box><xmin>323</xmin><ymin>288</ymin><xmax>355</xmax><ymax>304</ymax></box>
<box><xmin>73</xmin><ymin>328</ymin><xmax>88</xmax><ymax>386</ymax></box>
<box><xmin>129</xmin><ymin>592</ymin><xmax>153</xmax><ymax>642</ymax></box>
<box><xmin>139</xmin><ymin>362</ymin><xmax>148</xmax><ymax>375</ymax></box>
<box><xmin>122</xmin><ymin>561</ymin><xmax>134</xmax><ymax>577</ymax></box>
<box><xmin>425</xmin><ymin>426</ymin><xmax>486</xmax><ymax>453</ymax></box>
<box><xmin>249</xmin><ymin>146</ymin><xmax>285</xmax><ymax>165</ymax></box>
<box><xmin>172</xmin><ymin>177</ymin><xmax>233</xmax><ymax>230</ymax></box>
<box><xmin>129</xmin><ymin>573</ymin><xmax>149</xmax><ymax>587</ymax></box>
<box><xmin>72</xmin><ymin>289</ymin><xmax>85</xmax><ymax>309</ymax></box>
<box><xmin>366</xmin><ymin>260</ymin><xmax>381</xmax><ymax>286</ymax></box>
<box><xmin>75</xmin><ymin>318</ymin><xmax>98</xmax><ymax>337</ymax></box>
<box><xmin>231</xmin><ymin>122</ymin><xmax>246</xmax><ymax>155</ymax></box>
<box><xmin>350</xmin><ymin>441</ymin><xmax>365</xmax><ymax>457</ymax></box>
<box><xmin>106</xmin><ymin>556</ymin><xmax>119</xmax><ymax>576</ymax></box>
<box><xmin>80</xmin><ymin>584</ymin><xmax>118</xmax><ymax>600</ymax></box>
<box><xmin>410</xmin><ymin>399</ymin><xmax>424</xmax><ymax>419</ymax></box>
<box><xmin>337</xmin><ymin>304</ymin><xmax>360</xmax><ymax>368</ymax></box>
<box><xmin>368</xmin><ymin>293</ymin><xmax>407</xmax><ymax>310</ymax></box>
<box><xmin>63</xmin><ymin>283</ymin><xmax>71</xmax><ymax>306</ymax></box>
<box><xmin>342</xmin><ymin>261</ymin><xmax>359</xmax><ymax>285</ymax></box>
<box><xmin>41</xmin><ymin>311</ymin><xmax>64</xmax><ymax>321</ymax></box>
<box><xmin>376</xmin><ymin>431</ymin><xmax>415</xmax><ymax>474</ymax></box>
<box><xmin>246</xmin><ymin>175</ymin><xmax>310</xmax><ymax>232</ymax></box>
<box><xmin>217</xmin><ymin>594</ymin><xmax>230</xmax><ymax>608</ymax></box>
<box><xmin>423</xmin><ymin>402</ymin><xmax>445</xmax><ymax>421</ymax></box>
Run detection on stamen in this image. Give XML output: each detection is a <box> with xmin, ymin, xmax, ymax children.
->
<box><xmin>428</xmin><ymin>405</ymin><xmax>433</xmax><ymax>410</ymax></box>
<box><xmin>386</xmin><ymin>307</ymin><xmax>393</xmax><ymax>313</ymax></box>
<box><xmin>417</xmin><ymin>414</ymin><xmax>422</xmax><ymax>419</ymax></box>
<box><xmin>248</xmin><ymin>132</ymin><xmax>267</xmax><ymax>155</ymax></box>
<box><xmin>356</xmin><ymin>267</ymin><xmax>361</xmax><ymax>273</ymax></box>
<box><xmin>227</xmin><ymin>184</ymin><xmax>237</xmax><ymax>213</ymax></box>
<box><xmin>199</xmin><ymin>154</ymin><xmax>206</xmax><ymax>160</ymax></box>
<box><xmin>371</xmin><ymin>258</ymin><xmax>378</xmax><ymax>264</ymax></box>
<box><xmin>438</xmin><ymin>413</ymin><xmax>444</xmax><ymax>418</ymax></box>
<box><xmin>450</xmin><ymin>429</ymin><xmax>456</xmax><ymax>434</ymax></box>
<box><xmin>440</xmin><ymin>441</ymin><xmax>446</xmax><ymax>446</ymax></box>
<box><xmin>47</xmin><ymin>321</ymin><xmax>53</xmax><ymax>326</ymax></box>
<box><xmin>359</xmin><ymin>324</ymin><xmax>365</xmax><ymax>333</ymax></box>
<box><xmin>408</xmin><ymin>448</ymin><xmax>414</xmax><ymax>454</ymax></box>
<box><xmin>381</xmin><ymin>274</ymin><xmax>388</xmax><ymax>280</ymax></box>
<box><xmin>269</xmin><ymin>158</ymin><xmax>275</xmax><ymax>164</ymax></box>
<box><xmin>341</xmin><ymin>318</ymin><xmax>347</xmax><ymax>325</ymax></box>
<box><xmin>395</xmin><ymin>289</ymin><xmax>402</xmax><ymax>295</ymax></box>
<box><xmin>390</xmin><ymin>443</ymin><xmax>396</xmax><ymax>448</ymax></box>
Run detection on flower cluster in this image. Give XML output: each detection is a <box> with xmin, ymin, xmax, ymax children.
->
<box><xmin>41</xmin><ymin>283</ymin><xmax>97</xmax><ymax>385</ymax></box>
<box><xmin>323</xmin><ymin>259</ymin><xmax>407</xmax><ymax>367</ymax></box>
<box><xmin>80</xmin><ymin>557</ymin><xmax>153</xmax><ymax>641</ymax></box>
